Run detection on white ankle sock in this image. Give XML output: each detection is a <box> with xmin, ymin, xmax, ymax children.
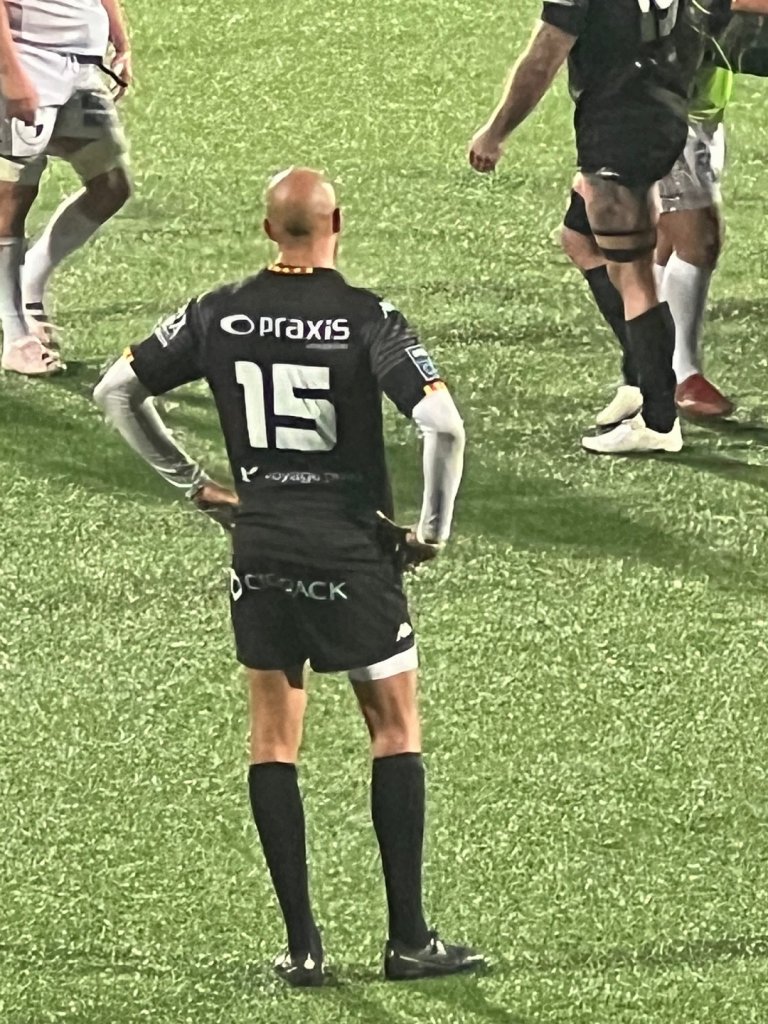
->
<box><xmin>0</xmin><ymin>236</ymin><xmax>29</xmax><ymax>346</ymax></box>
<box><xmin>23</xmin><ymin>190</ymin><xmax>102</xmax><ymax>306</ymax></box>
<box><xmin>659</xmin><ymin>254</ymin><xmax>712</xmax><ymax>384</ymax></box>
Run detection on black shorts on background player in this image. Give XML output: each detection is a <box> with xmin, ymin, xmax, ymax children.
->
<box><xmin>127</xmin><ymin>266</ymin><xmax>445</xmax><ymax>673</ymax></box>
<box><xmin>542</xmin><ymin>0</ymin><xmax>689</xmax><ymax>186</ymax></box>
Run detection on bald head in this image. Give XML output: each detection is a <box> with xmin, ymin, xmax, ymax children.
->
<box><xmin>265</xmin><ymin>167</ymin><xmax>339</xmax><ymax>244</ymax></box>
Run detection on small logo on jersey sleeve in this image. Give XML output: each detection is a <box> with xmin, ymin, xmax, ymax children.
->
<box><xmin>154</xmin><ymin>306</ymin><xmax>188</xmax><ymax>346</ymax></box>
<box><xmin>379</xmin><ymin>300</ymin><xmax>397</xmax><ymax>319</ymax></box>
<box><xmin>406</xmin><ymin>344</ymin><xmax>440</xmax><ymax>381</ymax></box>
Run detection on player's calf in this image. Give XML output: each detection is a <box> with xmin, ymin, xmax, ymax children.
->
<box><xmin>82</xmin><ymin>165</ymin><xmax>132</xmax><ymax>223</ymax></box>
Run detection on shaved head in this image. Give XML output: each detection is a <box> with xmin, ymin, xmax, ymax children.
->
<box><xmin>265</xmin><ymin>167</ymin><xmax>339</xmax><ymax>243</ymax></box>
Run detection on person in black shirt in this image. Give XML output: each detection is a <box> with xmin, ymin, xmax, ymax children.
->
<box><xmin>469</xmin><ymin>1</ymin><xmax>691</xmax><ymax>454</ymax></box>
<box><xmin>94</xmin><ymin>167</ymin><xmax>483</xmax><ymax>986</ymax></box>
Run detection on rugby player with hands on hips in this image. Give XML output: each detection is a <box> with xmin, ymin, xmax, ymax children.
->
<box><xmin>0</xmin><ymin>0</ymin><xmax>132</xmax><ymax>377</ymax></box>
<box><xmin>95</xmin><ymin>168</ymin><xmax>485</xmax><ymax>986</ymax></box>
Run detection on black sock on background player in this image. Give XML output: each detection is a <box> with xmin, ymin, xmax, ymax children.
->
<box><xmin>248</xmin><ymin>762</ymin><xmax>320</xmax><ymax>957</ymax></box>
<box><xmin>627</xmin><ymin>302</ymin><xmax>677</xmax><ymax>433</ymax></box>
<box><xmin>371</xmin><ymin>753</ymin><xmax>430</xmax><ymax>948</ymax></box>
<box><xmin>583</xmin><ymin>265</ymin><xmax>639</xmax><ymax>387</ymax></box>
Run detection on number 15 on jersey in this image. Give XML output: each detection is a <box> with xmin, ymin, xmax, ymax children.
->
<box><xmin>235</xmin><ymin>361</ymin><xmax>338</xmax><ymax>452</ymax></box>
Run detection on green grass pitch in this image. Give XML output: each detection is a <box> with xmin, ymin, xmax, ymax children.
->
<box><xmin>3</xmin><ymin>1</ymin><xmax>768</xmax><ymax>1021</ymax></box>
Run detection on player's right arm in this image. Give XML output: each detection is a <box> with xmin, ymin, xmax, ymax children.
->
<box><xmin>469</xmin><ymin>11</ymin><xmax>578</xmax><ymax>173</ymax></box>
<box><xmin>0</xmin><ymin>2</ymin><xmax>39</xmax><ymax>124</ymax></box>
<box><xmin>364</xmin><ymin>303</ymin><xmax>466</xmax><ymax>557</ymax></box>
<box><xmin>94</xmin><ymin>301</ymin><xmax>238</xmax><ymax>528</ymax></box>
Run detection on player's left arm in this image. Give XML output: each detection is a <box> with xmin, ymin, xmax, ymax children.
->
<box><xmin>365</xmin><ymin>305</ymin><xmax>466</xmax><ymax>553</ymax></box>
<box><xmin>99</xmin><ymin>0</ymin><xmax>132</xmax><ymax>94</ymax></box>
<box><xmin>469</xmin><ymin>18</ymin><xmax>578</xmax><ymax>173</ymax></box>
<box><xmin>94</xmin><ymin>302</ymin><xmax>238</xmax><ymax>529</ymax></box>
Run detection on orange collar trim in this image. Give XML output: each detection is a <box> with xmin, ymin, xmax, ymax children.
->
<box><xmin>267</xmin><ymin>263</ymin><xmax>315</xmax><ymax>275</ymax></box>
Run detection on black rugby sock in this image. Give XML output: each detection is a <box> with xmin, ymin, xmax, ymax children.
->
<box><xmin>584</xmin><ymin>265</ymin><xmax>639</xmax><ymax>387</ymax></box>
<box><xmin>371</xmin><ymin>753</ymin><xmax>430</xmax><ymax>948</ymax></box>
<box><xmin>627</xmin><ymin>302</ymin><xmax>677</xmax><ymax>433</ymax></box>
<box><xmin>248</xmin><ymin>762</ymin><xmax>319</xmax><ymax>957</ymax></box>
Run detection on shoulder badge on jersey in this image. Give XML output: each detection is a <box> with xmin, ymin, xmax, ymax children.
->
<box><xmin>406</xmin><ymin>344</ymin><xmax>440</xmax><ymax>381</ymax></box>
<box><xmin>154</xmin><ymin>305</ymin><xmax>188</xmax><ymax>347</ymax></box>
<box><xmin>379</xmin><ymin>299</ymin><xmax>397</xmax><ymax>318</ymax></box>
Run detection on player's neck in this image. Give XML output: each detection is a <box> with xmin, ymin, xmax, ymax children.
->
<box><xmin>274</xmin><ymin>243</ymin><xmax>336</xmax><ymax>270</ymax></box>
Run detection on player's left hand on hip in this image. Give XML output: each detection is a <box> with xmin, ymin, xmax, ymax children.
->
<box><xmin>192</xmin><ymin>480</ymin><xmax>239</xmax><ymax>533</ymax></box>
<box><xmin>468</xmin><ymin>128</ymin><xmax>503</xmax><ymax>174</ymax></box>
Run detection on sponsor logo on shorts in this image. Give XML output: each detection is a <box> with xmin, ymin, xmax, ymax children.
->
<box><xmin>220</xmin><ymin>315</ymin><xmax>350</xmax><ymax>342</ymax></box>
<box><xmin>230</xmin><ymin>568</ymin><xmax>244</xmax><ymax>602</ymax></box>
<box><xmin>397</xmin><ymin>622</ymin><xmax>413</xmax><ymax>641</ymax></box>
<box><xmin>406</xmin><ymin>344</ymin><xmax>440</xmax><ymax>381</ymax></box>
<box><xmin>236</xmin><ymin>571</ymin><xmax>348</xmax><ymax>601</ymax></box>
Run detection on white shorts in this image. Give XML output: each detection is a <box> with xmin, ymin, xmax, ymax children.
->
<box><xmin>0</xmin><ymin>47</ymin><xmax>128</xmax><ymax>184</ymax></box>
<box><xmin>658</xmin><ymin>121</ymin><xmax>726</xmax><ymax>214</ymax></box>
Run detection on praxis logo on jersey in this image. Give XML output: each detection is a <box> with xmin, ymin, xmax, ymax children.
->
<box><xmin>221</xmin><ymin>315</ymin><xmax>350</xmax><ymax>342</ymax></box>
<box><xmin>230</xmin><ymin>569</ymin><xmax>348</xmax><ymax>602</ymax></box>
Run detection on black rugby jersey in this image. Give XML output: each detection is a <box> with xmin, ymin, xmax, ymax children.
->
<box><xmin>128</xmin><ymin>266</ymin><xmax>445</xmax><ymax>568</ymax></box>
<box><xmin>541</xmin><ymin>0</ymin><xmax>688</xmax><ymax>115</ymax></box>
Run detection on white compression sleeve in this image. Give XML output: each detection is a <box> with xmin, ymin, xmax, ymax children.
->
<box><xmin>93</xmin><ymin>357</ymin><xmax>209</xmax><ymax>496</ymax></box>
<box><xmin>411</xmin><ymin>388</ymin><xmax>466</xmax><ymax>544</ymax></box>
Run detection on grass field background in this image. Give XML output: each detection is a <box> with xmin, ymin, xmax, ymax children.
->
<box><xmin>3</xmin><ymin>2</ymin><xmax>768</xmax><ymax>1021</ymax></box>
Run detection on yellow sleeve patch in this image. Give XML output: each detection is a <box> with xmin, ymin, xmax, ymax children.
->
<box><xmin>122</xmin><ymin>346</ymin><xmax>134</xmax><ymax>362</ymax></box>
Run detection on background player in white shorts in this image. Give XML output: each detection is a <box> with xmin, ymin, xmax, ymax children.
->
<box><xmin>0</xmin><ymin>0</ymin><xmax>131</xmax><ymax>376</ymax></box>
<box><xmin>654</xmin><ymin>63</ymin><xmax>733</xmax><ymax>418</ymax></box>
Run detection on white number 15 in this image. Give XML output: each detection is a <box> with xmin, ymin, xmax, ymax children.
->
<box><xmin>235</xmin><ymin>361</ymin><xmax>337</xmax><ymax>452</ymax></box>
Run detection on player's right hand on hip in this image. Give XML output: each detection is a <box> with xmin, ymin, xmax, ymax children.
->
<box><xmin>110</xmin><ymin>49</ymin><xmax>133</xmax><ymax>101</ymax></box>
<box><xmin>468</xmin><ymin>127</ymin><xmax>503</xmax><ymax>174</ymax></box>
<box><xmin>192</xmin><ymin>480</ymin><xmax>239</xmax><ymax>533</ymax></box>
<box><xmin>377</xmin><ymin>512</ymin><xmax>442</xmax><ymax>571</ymax></box>
<box><xmin>1</xmin><ymin>68</ymin><xmax>39</xmax><ymax>125</ymax></box>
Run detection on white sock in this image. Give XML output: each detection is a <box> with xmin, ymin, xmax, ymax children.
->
<box><xmin>659</xmin><ymin>253</ymin><xmax>712</xmax><ymax>384</ymax></box>
<box><xmin>23</xmin><ymin>190</ymin><xmax>102</xmax><ymax>307</ymax></box>
<box><xmin>0</xmin><ymin>237</ymin><xmax>29</xmax><ymax>346</ymax></box>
